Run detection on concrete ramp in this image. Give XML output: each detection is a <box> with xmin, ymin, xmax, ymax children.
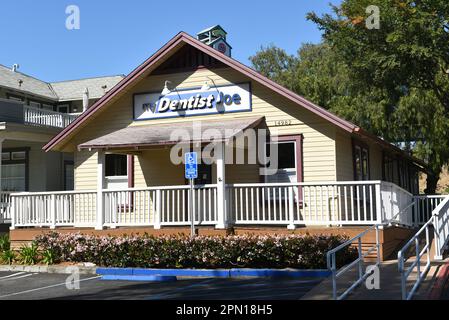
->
<box><xmin>302</xmin><ymin>260</ymin><xmax>446</xmax><ymax>300</ymax></box>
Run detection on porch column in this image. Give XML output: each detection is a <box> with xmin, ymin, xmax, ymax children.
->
<box><xmin>96</xmin><ymin>151</ymin><xmax>105</xmax><ymax>230</ymax></box>
<box><xmin>215</xmin><ymin>141</ymin><xmax>227</xmax><ymax>229</ymax></box>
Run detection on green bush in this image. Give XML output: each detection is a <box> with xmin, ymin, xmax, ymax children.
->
<box><xmin>35</xmin><ymin>232</ymin><xmax>357</xmax><ymax>269</ymax></box>
<box><xmin>18</xmin><ymin>243</ymin><xmax>40</xmax><ymax>265</ymax></box>
<box><xmin>0</xmin><ymin>234</ymin><xmax>10</xmax><ymax>252</ymax></box>
<box><xmin>41</xmin><ymin>249</ymin><xmax>56</xmax><ymax>265</ymax></box>
<box><xmin>0</xmin><ymin>250</ymin><xmax>15</xmax><ymax>265</ymax></box>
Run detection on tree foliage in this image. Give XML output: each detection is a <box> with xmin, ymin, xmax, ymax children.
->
<box><xmin>250</xmin><ymin>0</ymin><xmax>449</xmax><ymax>192</ymax></box>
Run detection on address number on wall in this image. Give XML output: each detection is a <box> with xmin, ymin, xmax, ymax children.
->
<box><xmin>274</xmin><ymin>120</ymin><xmax>292</xmax><ymax>126</ymax></box>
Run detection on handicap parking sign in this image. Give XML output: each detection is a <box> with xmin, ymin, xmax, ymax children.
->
<box><xmin>185</xmin><ymin>152</ymin><xmax>198</xmax><ymax>180</ymax></box>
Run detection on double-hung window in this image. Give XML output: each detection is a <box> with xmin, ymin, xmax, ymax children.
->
<box><xmin>265</xmin><ymin>141</ymin><xmax>298</xmax><ymax>184</ymax></box>
<box><xmin>1</xmin><ymin>149</ymin><xmax>28</xmax><ymax>191</ymax></box>
<box><xmin>264</xmin><ymin>136</ymin><xmax>303</xmax><ymax>202</ymax></box>
<box><xmin>353</xmin><ymin>141</ymin><xmax>369</xmax><ymax>181</ymax></box>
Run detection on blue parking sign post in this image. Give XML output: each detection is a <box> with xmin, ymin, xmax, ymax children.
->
<box><xmin>185</xmin><ymin>152</ymin><xmax>198</xmax><ymax>237</ymax></box>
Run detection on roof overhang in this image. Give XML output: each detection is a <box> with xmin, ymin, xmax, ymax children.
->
<box><xmin>43</xmin><ymin>32</ymin><xmax>357</xmax><ymax>153</ymax></box>
<box><xmin>78</xmin><ymin>116</ymin><xmax>266</xmax><ymax>151</ymax></box>
<box><xmin>42</xmin><ymin>31</ymin><xmax>430</xmax><ymax>171</ymax></box>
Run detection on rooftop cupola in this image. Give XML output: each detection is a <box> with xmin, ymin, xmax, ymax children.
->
<box><xmin>197</xmin><ymin>25</ymin><xmax>232</xmax><ymax>57</ymax></box>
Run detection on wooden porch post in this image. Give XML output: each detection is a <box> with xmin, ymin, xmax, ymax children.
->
<box><xmin>216</xmin><ymin>142</ymin><xmax>227</xmax><ymax>229</ymax></box>
<box><xmin>96</xmin><ymin>151</ymin><xmax>105</xmax><ymax>230</ymax></box>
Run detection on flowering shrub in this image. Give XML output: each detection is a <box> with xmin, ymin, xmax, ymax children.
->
<box><xmin>34</xmin><ymin>232</ymin><xmax>357</xmax><ymax>269</ymax></box>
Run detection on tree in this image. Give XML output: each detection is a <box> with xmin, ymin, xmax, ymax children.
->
<box><xmin>250</xmin><ymin>0</ymin><xmax>449</xmax><ymax>193</ymax></box>
<box><xmin>307</xmin><ymin>0</ymin><xmax>449</xmax><ymax>193</ymax></box>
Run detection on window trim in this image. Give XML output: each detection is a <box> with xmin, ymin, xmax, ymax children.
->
<box><xmin>1</xmin><ymin>147</ymin><xmax>30</xmax><ymax>191</ymax></box>
<box><xmin>57</xmin><ymin>103</ymin><xmax>71</xmax><ymax>113</ymax></box>
<box><xmin>352</xmin><ymin>139</ymin><xmax>370</xmax><ymax>181</ymax></box>
<box><xmin>382</xmin><ymin>152</ymin><xmax>395</xmax><ymax>183</ymax></box>
<box><xmin>63</xmin><ymin>160</ymin><xmax>75</xmax><ymax>191</ymax></box>
<box><xmin>264</xmin><ymin>134</ymin><xmax>304</xmax><ymax>184</ymax></box>
<box><xmin>105</xmin><ymin>154</ymin><xmax>128</xmax><ymax>178</ymax></box>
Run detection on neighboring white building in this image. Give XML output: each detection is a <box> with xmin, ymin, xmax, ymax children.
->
<box><xmin>0</xmin><ymin>64</ymin><xmax>124</xmax><ymax>193</ymax></box>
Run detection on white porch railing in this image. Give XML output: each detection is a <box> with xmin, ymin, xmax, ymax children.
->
<box><xmin>7</xmin><ymin>181</ymin><xmax>447</xmax><ymax>230</ymax></box>
<box><xmin>227</xmin><ymin>181</ymin><xmax>416</xmax><ymax>227</ymax></box>
<box><xmin>10</xmin><ymin>190</ymin><xmax>97</xmax><ymax>228</ymax></box>
<box><xmin>0</xmin><ymin>192</ymin><xmax>11</xmax><ymax>223</ymax></box>
<box><xmin>432</xmin><ymin>196</ymin><xmax>449</xmax><ymax>260</ymax></box>
<box><xmin>23</xmin><ymin>106</ymin><xmax>79</xmax><ymax>129</ymax></box>
<box><xmin>413</xmin><ymin>195</ymin><xmax>447</xmax><ymax>225</ymax></box>
<box><xmin>397</xmin><ymin>195</ymin><xmax>449</xmax><ymax>300</ymax></box>
<box><xmin>102</xmin><ymin>185</ymin><xmax>217</xmax><ymax>228</ymax></box>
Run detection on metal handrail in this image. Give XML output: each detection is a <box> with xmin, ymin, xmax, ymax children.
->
<box><xmin>327</xmin><ymin>202</ymin><xmax>415</xmax><ymax>300</ymax></box>
<box><xmin>397</xmin><ymin>219</ymin><xmax>432</xmax><ymax>300</ymax></box>
<box><xmin>398</xmin><ymin>196</ymin><xmax>449</xmax><ymax>300</ymax></box>
<box><xmin>327</xmin><ymin>225</ymin><xmax>380</xmax><ymax>300</ymax></box>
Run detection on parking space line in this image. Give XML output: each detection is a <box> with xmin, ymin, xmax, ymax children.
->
<box><xmin>0</xmin><ymin>273</ymin><xmax>37</xmax><ymax>282</ymax></box>
<box><xmin>0</xmin><ymin>275</ymin><xmax>101</xmax><ymax>299</ymax></box>
<box><xmin>0</xmin><ymin>272</ymin><xmax>27</xmax><ymax>280</ymax></box>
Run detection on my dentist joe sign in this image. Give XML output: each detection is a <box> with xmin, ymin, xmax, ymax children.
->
<box><xmin>133</xmin><ymin>82</ymin><xmax>251</xmax><ymax>120</ymax></box>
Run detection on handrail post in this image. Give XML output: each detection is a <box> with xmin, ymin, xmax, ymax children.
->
<box><xmin>287</xmin><ymin>186</ymin><xmax>296</xmax><ymax>230</ymax></box>
<box><xmin>415</xmin><ymin>238</ymin><xmax>421</xmax><ymax>278</ymax></box>
<box><xmin>358</xmin><ymin>237</ymin><xmax>363</xmax><ymax>279</ymax></box>
<box><xmin>9</xmin><ymin>196</ymin><xmax>15</xmax><ymax>230</ymax></box>
<box><xmin>413</xmin><ymin>197</ymin><xmax>419</xmax><ymax>227</ymax></box>
<box><xmin>398</xmin><ymin>252</ymin><xmax>406</xmax><ymax>300</ymax></box>
<box><xmin>375</xmin><ymin>225</ymin><xmax>380</xmax><ymax>265</ymax></box>
<box><xmin>154</xmin><ymin>189</ymin><xmax>161</xmax><ymax>229</ymax></box>
<box><xmin>50</xmin><ymin>194</ymin><xmax>57</xmax><ymax>229</ymax></box>
<box><xmin>375</xmin><ymin>182</ymin><xmax>383</xmax><ymax>224</ymax></box>
<box><xmin>433</xmin><ymin>214</ymin><xmax>443</xmax><ymax>260</ymax></box>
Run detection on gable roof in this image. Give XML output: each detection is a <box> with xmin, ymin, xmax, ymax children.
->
<box><xmin>50</xmin><ymin>75</ymin><xmax>125</xmax><ymax>101</ymax></box>
<box><xmin>42</xmin><ymin>32</ymin><xmax>428</xmax><ymax>170</ymax></box>
<box><xmin>0</xmin><ymin>64</ymin><xmax>58</xmax><ymax>100</ymax></box>
<box><xmin>0</xmin><ymin>64</ymin><xmax>124</xmax><ymax>102</ymax></box>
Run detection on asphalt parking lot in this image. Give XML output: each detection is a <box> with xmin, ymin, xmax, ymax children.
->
<box><xmin>0</xmin><ymin>271</ymin><xmax>322</xmax><ymax>300</ymax></box>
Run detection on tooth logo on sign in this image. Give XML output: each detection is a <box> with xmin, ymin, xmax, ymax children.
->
<box><xmin>133</xmin><ymin>82</ymin><xmax>251</xmax><ymax>120</ymax></box>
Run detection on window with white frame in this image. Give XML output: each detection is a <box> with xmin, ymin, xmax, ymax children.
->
<box><xmin>105</xmin><ymin>154</ymin><xmax>127</xmax><ymax>177</ymax></box>
<box><xmin>265</xmin><ymin>141</ymin><xmax>297</xmax><ymax>183</ymax></box>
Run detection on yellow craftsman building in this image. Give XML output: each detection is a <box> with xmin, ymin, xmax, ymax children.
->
<box><xmin>8</xmin><ymin>26</ymin><xmax>447</xmax><ymax>260</ymax></box>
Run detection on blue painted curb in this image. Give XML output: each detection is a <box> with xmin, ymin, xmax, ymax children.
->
<box><xmin>96</xmin><ymin>268</ymin><xmax>331</xmax><ymax>279</ymax></box>
<box><xmin>102</xmin><ymin>275</ymin><xmax>177</xmax><ymax>282</ymax></box>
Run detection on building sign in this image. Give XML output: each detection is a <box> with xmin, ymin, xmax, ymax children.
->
<box><xmin>133</xmin><ymin>82</ymin><xmax>251</xmax><ymax>120</ymax></box>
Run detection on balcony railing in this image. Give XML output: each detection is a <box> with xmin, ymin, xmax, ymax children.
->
<box><xmin>23</xmin><ymin>106</ymin><xmax>80</xmax><ymax>129</ymax></box>
<box><xmin>7</xmin><ymin>181</ymin><xmax>444</xmax><ymax>230</ymax></box>
<box><xmin>0</xmin><ymin>99</ymin><xmax>80</xmax><ymax>129</ymax></box>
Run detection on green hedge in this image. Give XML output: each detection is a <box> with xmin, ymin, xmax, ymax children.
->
<box><xmin>34</xmin><ymin>232</ymin><xmax>357</xmax><ymax>269</ymax></box>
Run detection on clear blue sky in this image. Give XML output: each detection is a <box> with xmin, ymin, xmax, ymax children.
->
<box><xmin>0</xmin><ymin>0</ymin><xmax>339</xmax><ymax>82</ymax></box>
